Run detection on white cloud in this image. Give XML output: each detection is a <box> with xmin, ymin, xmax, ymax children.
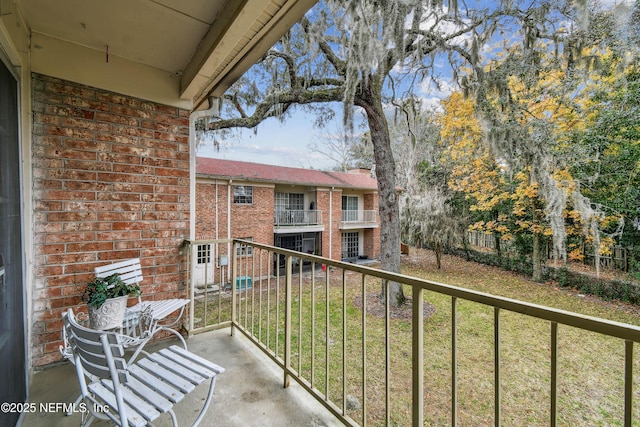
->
<box><xmin>419</xmin><ymin>77</ymin><xmax>456</xmax><ymax>101</ymax></box>
<box><xmin>600</xmin><ymin>0</ymin><xmax>634</xmax><ymax>8</ymax></box>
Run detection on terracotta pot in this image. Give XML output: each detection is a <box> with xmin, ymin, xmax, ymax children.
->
<box><xmin>88</xmin><ymin>295</ymin><xmax>128</xmax><ymax>330</ymax></box>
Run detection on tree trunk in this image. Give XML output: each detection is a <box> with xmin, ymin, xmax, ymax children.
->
<box><xmin>434</xmin><ymin>242</ymin><xmax>442</xmax><ymax>269</ymax></box>
<box><xmin>532</xmin><ymin>230</ymin><xmax>543</xmax><ymax>281</ymax></box>
<box><xmin>532</xmin><ymin>201</ymin><xmax>543</xmax><ymax>282</ymax></box>
<box><xmin>462</xmin><ymin>231</ymin><xmax>471</xmax><ymax>261</ymax></box>
<box><xmin>358</xmin><ymin>80</ymin><xmax>405</xmax><ymax>307</ymax></box>
<box><xmin>495</xmin><ymin>233</ymin><xmax>502</xmax><ymax>261</ymax></box>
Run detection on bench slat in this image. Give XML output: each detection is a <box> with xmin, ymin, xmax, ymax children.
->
<box><xmin>125</xmin><ymin>377</ymin><xmax>174</xmax><ymax>412</ymax></box>
<box><xmin>88</xmin><ymin>382</ymin><xmax>148</xmax><ymax>427</ymax></box>
<box><xmin>158</xmin><ymin>347</ymin><xmax>216</xmax><ymax>377</ymax></box>
<box><xmin>128</xmin><ymin>364</ymin><xmax>185</xmax><ymax>403</ymax></box>
<box><xmin>147</xmin><ymin>299</ymin><xmax>189</xmax><ymax>320</ymax></box>
<box><xmin>148</xmin><ymin>352</ymin><xmax>208</xmax><ymax>385</ymax></box>
<box><xmin>101</xmin><ymin>379</ymin><xmax>162</xmax><ymax>421</ymax></box>
<box><xmin>136</xmin><ymin>358</ymin><xmax>195</xmax><ymax>394</ymax></box>
<box><xmin>168</xmin><ymin>345</ymin><xmax>225</xmax><ymax>374</ymax></box>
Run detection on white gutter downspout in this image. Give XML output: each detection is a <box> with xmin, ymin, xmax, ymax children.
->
<box><xmin>215</xmin><ymin>179</ymin><xmax>219</xmax><ymax>280</ymax></box>
<box><xmin>188</xmin><ymin>97</ymin><xmax>218</xmax><ymax>333</ymax></box>
<box><xmin>189</xmin><ymin>97</ymin><xmax>218</xmax><ymax>240</ymax></box>
<box><xmin>329</xmin><ymin>187</ymin><xmax>334</xmax><ymax>260</ymax></box>
<box><xmin>227</xmin><ymin>179</ymin><xmax>232</xmax><ymax>284</ymax></box>
<box><xmin>215</xmin><ymin>181</ymin><xmax>219</xmax><ymax>241</ymax></box>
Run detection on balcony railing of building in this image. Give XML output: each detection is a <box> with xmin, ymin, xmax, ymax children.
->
<box><xmin>274</xmin><ymin>209</ymin><xmax>322</xmax><ymax>227</ymax></box>
<box><xmin>185</xmin><ymin>239</ymin><xmax>640</xmax><ymax>427</ymax></box>
<box><xmin>341</xmin><ymin>210</ymin><xmax>377</xmax><ymax>227</ymax></box>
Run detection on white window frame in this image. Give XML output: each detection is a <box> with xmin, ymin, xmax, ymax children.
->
<box><xmin>342</xmin><ymin>195</ymin><xmax>359</xmax><ymax>222</ymax></box>
<box><xmin>233</xmin><ymin>185</ymin><xmax>253</xmax><ymax>204</ymax></box>
<box><xmin>236</xmin><ymin>238</ymin><xmax>254</xmax><ymax>256</ymax></box>
<box><xmin>342</xmin><ymin>231</ymin><xmax>360</xmax><ymax>259</ymax></box>
<box><xmin>196</xmin><ymin>244</ymin><xmax>211</xmax><ymax>264</ymax></box>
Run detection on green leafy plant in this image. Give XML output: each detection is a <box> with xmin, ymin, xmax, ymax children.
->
<box><xmin>83</xmin><ymin>273</ymin><xmax>141</xmax><ymax>309</ymax></box>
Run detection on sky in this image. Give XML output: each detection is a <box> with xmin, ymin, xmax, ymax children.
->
<box><xmin>196</xmin><ymin>107</ymin><xmax>339</xmax><ymax>170</ymax></box>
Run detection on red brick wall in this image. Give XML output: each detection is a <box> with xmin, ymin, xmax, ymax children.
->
<box><xmin>363</xmin><ymin>192</ymin><xmax>376</xmax><ymax>211</ymax></box>
<box><xmin>364</xmin><ymin>192</ymin><xmax>381</xmax><ymax>259</ymax></box>
<box><xmin>31</xmin><ymin>73</ymin><xmax>191</xmax><ymax>366</ymax></box>
<box><xmin>195</xmin><ymin>180</ymin><xmax>229</xmax><ymax>241</ymax></box>
<box><xmin>363</xmin><ymin>228</ymin><xmax>380</xmax><ymax>259</ymax></box>
<box><xmin>195</xmin><ymin>181</ymin><xmax>274</xmax><ymax>279</ymax></box>
<box><xmin>196</xmin><ymin>181</ymin><xmax>274</xmax><ymax>245</ymax></box>
<box><xmin>316</xmin><ymin>188</ymin><xmax>342</xmax><ymax>260</ymax></box>
<box><xmin>230</xmin><ymin>185</ymin><xmax>274</xmax><ymax>244</ymax></box>
<box><xmin>196</xmin><ymin>181</ymin><xmax>380</xmax><ymax>269</ymax></box>
<box><xmin>331</xmin><ymin>190</ymin><xmax>343</xmax><ymax>259</ymax></box>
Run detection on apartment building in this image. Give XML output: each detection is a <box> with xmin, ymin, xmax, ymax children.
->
<box><xmin>195</xmin><ymin>157</ymin><xmax>380</xmax><ymax>285</ymax></box>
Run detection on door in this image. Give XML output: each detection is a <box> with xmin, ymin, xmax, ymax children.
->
<box><xmin>342</xmin><ymin>231</ymin><xmax>360</xmax><ymax>260</ymax></box>
<box><xmin>194</xmin><ymin>244</ymin><xmax>215</xmax><ymax>287</ymax></box>
<box><xmin>0</xmin><ymin>59</ymin><xmax>26</xmax><ymax>426</ymax></box>
<box><xmin>274</xmin><ymin>234</ymin><xmax>302</xmax><ymax>268</ymax></box>
<box><xmin>342</xmin><ymin>195</ymin><xmax>358</xmax><ymax>222</ymax></box>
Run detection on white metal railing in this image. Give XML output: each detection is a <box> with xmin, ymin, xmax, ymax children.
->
<box><xmin>341</xmin><ymin>210</ymin><xmax>377</xmax><ymax>224</ymax></box>
<box><xmin>274</xmin><ymin>209</ymin><xmax>322</xmax><ymax>227</ymax></box>
<box><xmin>185</xmin><ymin>239</ymin><xmax>640</xmax><ymax>427</ymax></box>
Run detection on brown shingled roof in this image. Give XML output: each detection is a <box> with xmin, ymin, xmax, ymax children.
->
<box><xmin>196</xmin><ymin>157</ymin><xmax>379</xmax><ymax>190</ymax></box>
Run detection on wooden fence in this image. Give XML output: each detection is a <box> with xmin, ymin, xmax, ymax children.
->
<box><xmin>584</xmin><ymin>245</ymin><xmax>630</xmax><ymax>272</ymax></box>
<box><xmin>466</xmin><ymin>231</ymin><xmax>631</xmax><ymax>272</ymax></box>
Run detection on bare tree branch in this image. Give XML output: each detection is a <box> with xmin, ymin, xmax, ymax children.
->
<box><xmin>208</xmin><ymin>88</ymin><xmax>344</xmax><ymax>131</ymax></box>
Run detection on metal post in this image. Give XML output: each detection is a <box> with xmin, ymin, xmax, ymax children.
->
<box><xmin>326</xmin><ymin>264</ymin><xmax>330</xmax><ymax>400</ymax></box>
<box><xmin>231</xmin><ymin>241</ymin><xmax>238</xmax><ymax>336</ymax></box>
<box><xmin>494</xmin><ymin>307</ymin><xmax>501</xmax><ymax>427</ymax></box>
<box><xmin>311</xmin><ymin>262</ymin><xmax>316</xmax><ymax>388</ymax></box>
<box><xmin>451</xmin><ymin>297</ymin><xmax>458</xmax><ymax>427</ymax></box>
<box><xmin>188</xmin><ymin>242</ymin><xmax>196</xmax><ymax>333</ymax></box>
<box><xmin>412</xmin><ymin>287</ymin><xmax>424</xmax><ymax>427</ymax></box>
<box><xmin>362</xmin><ymin>274</ymin><xmax>368</xmax><ymax>427</ymax></box>
<box><xmin>299</xmin><ymin>261</ymin><xmax>303</xmax><ymax>375</ymax></box>
<box><xmin>550</xmin><ymin>322</ymin><xmax>558</xmax><ymax>427</ymax></box>
<box><xmin>342</xmin><ymin>269</ymin><xmax>347</xmax><ymax>414</ymax></box>
<box><xmin>385</xmin><ymin>281</ymin><xmax>390</xmax><ymax>425</ymax></box>
<box><xmin>625</xmin><ymin>340</ymin><xmax>634</xmax><ymax>427</ymax></box>
<box><xmin>203</xmin><ymin>244</ymin><xmax>209</xmax><ymax>326</ymax></box>
<box><xmin>284</xmin><ymin>254</ymin><xmax>292</xmax><ymax>388</ymax></box>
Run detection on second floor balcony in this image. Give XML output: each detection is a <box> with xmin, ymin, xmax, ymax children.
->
<box><xmin>340</xmin><ymin>210</ymin><xmax>378</xmax><ymax>229</ymax></box>
<box><xmin>274</xmin><ymin>209</ymin><xmax>323</xmax><ymax>229</ymax></box>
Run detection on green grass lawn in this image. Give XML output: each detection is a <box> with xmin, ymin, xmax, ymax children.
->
<box><xmin>194</xmin><ymin>249</ymin><xmax>640</xmax><ymax>426</ymax></box>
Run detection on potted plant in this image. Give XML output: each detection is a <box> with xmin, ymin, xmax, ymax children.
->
<box><xmin>83</xmin><ymin>273</ymin><xmax>141</xmax><ymax>330</ymax></box>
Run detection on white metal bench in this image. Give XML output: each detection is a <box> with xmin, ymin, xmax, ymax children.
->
<box><xmin>63</xmin><ymin>308</ymin><xmax>223</xmax><ymax>427</ymax></box>
<box><xmin>94</xmin><ymin>258</ymin><xmax>190</xmax><ymax>358</ymax></box>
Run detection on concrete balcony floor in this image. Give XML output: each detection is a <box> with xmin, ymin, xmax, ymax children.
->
<box><xmin>23</xmin><ymin>328</ymin><xmax>341</xmax><ymax>426</ymax></box>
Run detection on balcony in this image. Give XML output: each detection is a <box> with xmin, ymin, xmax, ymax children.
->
<box><xmin>25</xmin><ymin>240</ymin><xmax>640</xmax><ymax>426</ymax></box>
<box><xmin>24</xmin><ymin>328</ymin><xmax>338</xmax><ymax>426</ymax></box>
<box><xmin>274</xmin><ymin>210</ymin><xmax>323</xmax><ymax>232</ymax></box>
<box><xmin>340</xmin><ymin>210</ymin><xmax>378</xmax><ymax>229</ymax></box>
<box><xmin>183</xmin><ymin>239</ymin><xmax>640</xmax><ymax>426</ymax></box>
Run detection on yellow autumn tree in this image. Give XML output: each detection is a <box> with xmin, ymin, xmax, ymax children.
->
<box><xmin>441</xmin><ymin>93</ymin><xmax>509</xmax><ymax>213</ymax></box>
<box><xmin>441</xmin><ymin>41</ymin><xmax>619</xmax><ymax>280</ymax></box>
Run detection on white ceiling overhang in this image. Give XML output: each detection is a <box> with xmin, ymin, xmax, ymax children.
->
<box><xmin>18</xmin><ymin>0</ymin><xmax>316</xmax><ymax>109</ymax></box>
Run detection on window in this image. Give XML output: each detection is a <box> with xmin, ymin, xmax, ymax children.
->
<box><xmin>197</xmin><ymin>244</ymin><xmax>211</xmax><ymax>264</ymax></box>
<box><xmin>342</xmin><ymin>232</ymin><xmax>360</xmax><ymax>259</ymax></box>
<box><xmin>236</xmin><ymin>238</ymin><xmax>254</xmax><ymax>256</ymax></box>
<box><xmin>275</xmin><ymin>234</ymin><xmax>303</xmax><ymax>251</ymax></box>
<box><xmin>275</xmin><ymin>192</ymin><xmax>304</xmax><ymax>210</ymax></box>
<box><xmin>342</xmin><ymin>195</ymin><xmax>359</xmax><ymax>222</ymax></box>
<box><xmin>275</xmin><ymin>192</ymin><xmax>306</xmax><ymax>224</ymax></box>
<box><xmin>234</xmin><ymin>185</ymin><xmax>253</xmax><ymax>204</ymax></box>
